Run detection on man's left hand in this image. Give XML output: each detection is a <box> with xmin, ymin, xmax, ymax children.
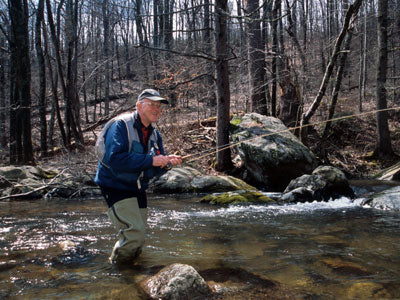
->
<box><xmin>167</xmin><ymin>155</ymin><xmax>182</xmax><ymax>167</ymax></box>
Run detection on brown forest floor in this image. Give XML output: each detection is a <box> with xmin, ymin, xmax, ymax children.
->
<box><xmin>32</xmin><ymin>94</ymin><xmax>400</xmax><ymax>182</ymax></box>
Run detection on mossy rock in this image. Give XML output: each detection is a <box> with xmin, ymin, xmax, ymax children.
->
<box><xmin>191</xmin><ymin>175</ymin><xmax>256</xmax><ymax>193</ymax></box>
<box><xmin>200</xmin><ymin>190</ymin><xmax>275</xmax><ymax>205</ymax></box>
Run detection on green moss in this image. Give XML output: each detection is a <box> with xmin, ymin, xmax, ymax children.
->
<box><xmin>231</xmin><ymin>117</ymin><xmax>243</xmax><ymax>126</ymax></box>
<box><xmin>200</xmin><ymin>190</ymin><xmax>275</xmax><ymax>205</ymax></box>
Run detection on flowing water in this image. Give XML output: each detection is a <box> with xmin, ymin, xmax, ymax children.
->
<box><xmin>1</xmin><ymin>191</ymin><xmax>400</xmax><ymax>299</ymax></box>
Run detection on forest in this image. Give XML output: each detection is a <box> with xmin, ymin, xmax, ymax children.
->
<box><xmin>1</xmin><ymin>0</ymin><xmax>399</xmax><ymax>176</ymax></box>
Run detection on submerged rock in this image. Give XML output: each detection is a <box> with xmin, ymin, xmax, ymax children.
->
<box><xmin>232</xmin><ymin>113</ymin><xmax>318</xmax><ymax>191</ymax></box>
<box><xmin>51</xmin><ymin>242</ymin><xmax>98</xmax><ymax>267</ymax></box>
<box><xmin>140</xmin><ymin>263</ymin><xmax>211</xmax><ymax>300</ymax></box>
<box><xmin>347</xmin><ymin>282</ymin><xmax>391</xmax><ymax>299</ymax></box>
<box><xmin>200</xmin><ymin>190</ymin><xmax>274</xmax><ymax>205</ymax></box>
<box><xmin>320</xmin><ymin>257</ymin><xmax>370</xmax><ymax>276</ymax></box>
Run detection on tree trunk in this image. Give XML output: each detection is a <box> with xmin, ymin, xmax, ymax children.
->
<box><xmin>42</xmin><ymin>20</ymin><xmax>66</xmax><ymax>148</ymax></box>
<box><xmin>271</xmin><ymin>0</ymin><xmax>279</xmax><ymax>117</ymax></box>
<box><xmin>204</xmin><ymin>0</ymin><xmax>216</xmax><ymax>108</ymax></box>
<box><xmin>135</xmin><ymin>0</ymin><xmax>149</xmax><ymax>83</ymax></box>
<box><xmin>46</xmin><ymin>0</ymin><xmax>68</xmax><ymax>146</ymax></box>
<box><xmin>245</xmin><ymin>0</ymin><xmax>268</xmax><ymax>115</ymax></box>
<box><xmin>8</xmin><ymin>0</ymin><xmax>34</xmax><ymax>165</ymax></box>
<box><xmin>358</xmin><ymin>1</ymin><xmax>367</xmax><ymax>112</ymax></box>
<box><xmin>65</xmin><ymin>0</ymin><xmax>83</xmax><ymax>146</ymax></box>
<box><xmin>0</xmin><ymin>35</ymin><xmax>6</xmax><ymax>147</ymax></box>
<box><xmin>102</xmin><ymin>0</ymin><xmax>110</xmax><ymax>116</ymax></box>
<box><xmin>35</xmin><ymin>0</ymin><xmax>47</xmax><ymax>157</ymax></box>
<box><xmin>373</xmin><ymin>0</ymin><xmax>394</xmax><ymax>158</ymax></box>
<box><xmin>215</xmin><ymin>0</ymin><xmax>233</xmax><ymax>171</ymax></box>
<box><xmin>322</xmin><ymin>24</ymin><xmax>354</xmax><ymax>138</ymax></box>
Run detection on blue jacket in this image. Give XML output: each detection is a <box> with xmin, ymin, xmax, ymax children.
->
<box><xmin>94</xmin><ymin>112</ymin><xmax>167</xmax><ymax>194</ymax></box>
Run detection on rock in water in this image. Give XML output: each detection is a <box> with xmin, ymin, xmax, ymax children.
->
<box><xmin>140</xmin><ymin>263</ymin><xmax>211</xmax><ymax>300</ymax></box>
<box><xmin>232</xmin><ymin>113</ymin><xmax>318</xmax><ymax>191</ymax></box>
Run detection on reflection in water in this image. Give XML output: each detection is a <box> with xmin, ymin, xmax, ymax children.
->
<box><xmin>0</xmin><ymin>195</ymin><xmax>400</xmax><ymax>299</ymax></box>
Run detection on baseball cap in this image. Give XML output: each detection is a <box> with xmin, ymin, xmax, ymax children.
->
<box><xmin>137</xmin><ymin>89</ymin><xmax>169</xmax><ymax>104</ymax></box>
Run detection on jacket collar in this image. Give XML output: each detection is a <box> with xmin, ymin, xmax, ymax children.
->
<box><xmin>133</xmin><ymin>111</ymin><xmax>154</xmax><ymax>138</ymax></box>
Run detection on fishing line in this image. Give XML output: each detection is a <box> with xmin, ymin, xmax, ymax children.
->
<box><xmin>182</xmin><ymin>106</ymin><xmax>400</xmax><ymax>163</ymax></box>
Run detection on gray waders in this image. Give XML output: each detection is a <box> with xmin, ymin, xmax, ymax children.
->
<box><xmin>107</xmin><ymin>197</ymin><xmax>147</xmax><ymax>264</ymax></box>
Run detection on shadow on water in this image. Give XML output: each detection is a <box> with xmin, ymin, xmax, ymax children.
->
<box><xmin>1</xmin><ymin>192</ymin><xmax>400</xmax><ymax>299</ymax></box>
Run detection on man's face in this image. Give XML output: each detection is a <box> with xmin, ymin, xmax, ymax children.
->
<box><xmin>137</xmin><ymin>99</ymin><xmax>164</xmax><ymax>126</ymax></box>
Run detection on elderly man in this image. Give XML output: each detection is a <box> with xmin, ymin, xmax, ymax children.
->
<box><xmin>95</xmin><ymin>88</ymin><xmax>182</xmax><ymax>264</ymax></box>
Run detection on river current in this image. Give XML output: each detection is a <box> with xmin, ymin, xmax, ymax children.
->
<box><xmin>1</xmin><ymin>193</ymin><xmax>400</xmax><ymax>299</ymax></box>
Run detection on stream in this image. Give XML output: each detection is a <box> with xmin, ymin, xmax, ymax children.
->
<box><xmin>1</xmin><ymin>191</ymin><xmax>400</xmax><ymax>299</ymax></box>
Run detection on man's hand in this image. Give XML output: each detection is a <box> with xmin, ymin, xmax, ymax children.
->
<box><xmin>152</xmin><ymin>155</ymin><xmax>182</xmax><ymax>169</ymax></box>
<box><xmin>152</xmin><ymin>155</ymin><xmax>170</xmax><ymax>168</ymax></box>
<box><xmin>167</xmin><ymin>155</ymin><xmax>182</xmax><ymax>167</ymax></box>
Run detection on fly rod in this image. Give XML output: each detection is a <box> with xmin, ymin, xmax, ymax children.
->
<box><xmin>181</xmin><ymin>106</ymin><xmax>400</xmax><ymax>163</ymax></box>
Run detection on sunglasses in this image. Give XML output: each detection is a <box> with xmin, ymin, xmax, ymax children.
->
<box><xmin>143</xmin><ymin>101</ymin><xmax>165</xmax><ymax>110</ymax></box>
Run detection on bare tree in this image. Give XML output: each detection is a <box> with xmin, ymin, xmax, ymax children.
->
<box><xmin>8</xmin><ymin>0</ymin><xmax>34</xmax><ymax>164</ymax></box>
<box><xmin>322</xmin><ymin>18</ymin><xmax>355</xmax><ymax>139</ymax></box>
<box><xmin>0</xmin><ymin>34</ymin><xmax>6</xmax><ymax>147</ymax></box>
<box><xmin>270</xmin><ymin>0</ymin><xmax>279</xmax><ymax>116</ymax></box>
<box><xmin>64</xmin><ymin>0</ymin><xmax>83</xmax><ymax>146</ymax></box>
<box><xmin>373</xmin><ymin>0</ymin><xmax>395</xmax><ymax>158</ymax></box>
<box><xmin>300</xmin><ymin>0</ymin><xmax>362</xmax><ymax>139</ymax></box>
<box><xmin>204</xmin><ymin>0</ymin><xmax>216</xmax><ymax>107</ymax></box>
<box><xmin>245</xmin><ymin>0</ymin><xmax>268</xmax><ymax>115</ymax></box>
<box><xmin>102</xmin><ymin>0</ymin><xmax>110</xmax><ymax>116</ymax></box>
<box><xmin>215</xmin><ymin>0</ymin><xmax>233</xmax><ymax>171</ymax></box>
<box><xmin>35</xmin><ymin>0</ymin><xmax>47</xmax><ymax>157</ymax></box>
<box><xmin>358</xmin><ymin>1</ymin><xmax>367</xmax><ymax>112</ymax></box>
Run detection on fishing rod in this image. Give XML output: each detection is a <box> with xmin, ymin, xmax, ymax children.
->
<box><xmin>181</xmin><ymin>106</ymin><xmax>400</xmax><ymax>163</ymax></box>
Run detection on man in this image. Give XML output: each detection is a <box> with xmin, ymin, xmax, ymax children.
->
<box><xmin>95</xmin><ymin>88</ymin><xmax>182</xmax><ymax>264</ymax></box>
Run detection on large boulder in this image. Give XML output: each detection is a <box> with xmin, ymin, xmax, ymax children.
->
<box><xmin>232</xmin><ymin>113</ymin><xmax>318</xmax><ymax>191</ymax></box>
<box><xmin>153</xmin><ymin>167</ymin><xmax>255</xmax><ymax>194</ymax></box>
<box><xmin>140</xmin><ymin>263</ymin><xmax>211</xmax><ymax>300</ymax></box>
<box><xmin>282</xmin><ymin>166</ymin><xmax>354</xmax><ymax>202</ymax></box>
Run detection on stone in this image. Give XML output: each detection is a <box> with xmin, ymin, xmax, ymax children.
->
<box><xmin>363</xmin><ymin>186</ymin><xmax>400</xmax><ymax>211</ymax></box>
<box><xmin>282</xmin><ymin>166</ymin><xmax>354</xmax><ymax>202</ymax></box>
<box><xmin>232</xmin><ymin>113</ymin><xmax>318</xmax><ymax>191</ymax></box>
<box><xmin>200</xmin><ymin>190</ymin><xmax>274</xmax><ymax>205</ymax></box>
<box><xmin>191</xmin><ymin>175</ymin><xmax>255</xmax><ymax>193</ymax></box>
<box><xmin>153</xmin><ymin>167</ymin><xmax>256</xmax><ymax>194</ymax></box>
<box><xmin>153</xmin><ymin>167</ymin><xmax>201</xmax><ymax>193</ymax></box>
<box><xmin>140</xmin><ymin>263</ymin><xmax>211</xmax><ymax>300</ymax></box>
<box><xmin>0</xmin><ymin>166</ymin><xmax>28</xmax><ymax>181</ymax></box>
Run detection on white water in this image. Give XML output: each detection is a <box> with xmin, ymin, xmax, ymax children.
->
<box><xmin>154</xmin><ymin>197</ymin><xmax>365</xmax><ymax>221</ymax></box>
